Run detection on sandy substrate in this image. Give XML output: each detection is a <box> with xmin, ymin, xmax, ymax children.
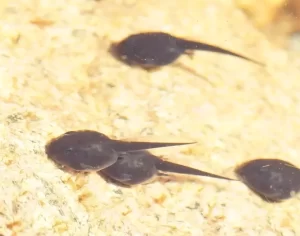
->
<box><xmin>0</xmin><ymin>0</ymin><xmax>300</xmax><ymax>235</ymax></box>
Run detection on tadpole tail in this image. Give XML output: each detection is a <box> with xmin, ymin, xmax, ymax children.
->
<box><xmin>110</xmin><ymin>141</ymin><xmax>196</xmax><ymax>152</ymax></box>
<box><xmin>175</xmin><ymin>38</ymin><xmax>265</xmax><ymax>66</ymax></box>
<box><xmin>155</xmin><ymin>159</ymin><xmax>238</xmax><ymax>181</ymax></box>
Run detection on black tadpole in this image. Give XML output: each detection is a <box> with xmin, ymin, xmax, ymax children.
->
<box><xmin>110</xmin><ymin>32</ymin><xmax>265</xmax><ymax>70</ymax></box>
<box><xmin>101</xmin><ymin>150</ymin><xmax>237</xmax><ymax>186</ymax></box>
<box><xmin>45</xmin><ymin>130</ymin><xmax>195</xmax><ymax>172</ymax></box>
<box><xmin>235</xmin><ymin>158</ymin><xmax>300</xmax><ymax>202</ymax></box>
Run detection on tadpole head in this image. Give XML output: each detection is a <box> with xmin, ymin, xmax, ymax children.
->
<box><xmin>108</xmin><ymin>40</ymin><xmax>135</xmax><ymax>66</ymax></box>
<box><xmin>45</xmin><ymin>130</ymin><xmax>118</xmax><ymax>172</ymax></box>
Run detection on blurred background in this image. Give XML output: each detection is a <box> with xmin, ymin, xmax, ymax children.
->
<box><xmin>236</xmin><ymin>0</ymin><xmax>300</xmax><ymax>48</ymax></box>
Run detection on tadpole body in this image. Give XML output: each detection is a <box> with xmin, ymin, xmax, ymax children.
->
<box><xmin>100</xmin><ymin>151</ymin><xmax>158</xmax><ymax>186</ymax></box>
<box><xmin>110</xmin><ymin>32</ymin><xmax>264</xmax><ymax>69</ymax></box>
<box><xmin>235</xmin><ymin>158</ymin><xmax>300</xmax><ymax>202</ymax></box>
<box><xmin>45</xmin><ymin>130</ymin><xmax>194</xmax><ymax>172</ymax></box>
<box><xmin>45</xmin><ymin>130</ymin><xmax>118</xmax><ymax>171</ymax></box>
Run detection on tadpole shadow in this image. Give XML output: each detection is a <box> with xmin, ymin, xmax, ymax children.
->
<box><xmin>155</xmin><ymin>173</ymin><xmax>204</xmax><ymax>185</ymax></box>
<box><xmin>244</xmin><ymin>186</ymin><xmax>283</xmax><ymax>203</ymax></box>
<box><xmin>173</xmin><ymin>62</ymin><xmax>215</xmax><ymax>87</ymax></box>
<box><xmin>98</xmin><ymin>171</ymin><xmax>134</xmax><ymax>188</ymax></box>
<box><xmin>50</xmin><ymin>161</ymin><xmax>90</xmax><ymax>177</ymax></box>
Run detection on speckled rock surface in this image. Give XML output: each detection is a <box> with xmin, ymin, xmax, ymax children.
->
<box><xmin>0</xmin><ymin>0</ymin><xmax>300</xmax><ymax>235</ymax></box>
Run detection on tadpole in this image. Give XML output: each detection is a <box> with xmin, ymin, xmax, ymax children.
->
<box><xmin>101</xmin><ymin>150</ymin><xmax>237</xmax><ymax>186</ymax></box>
<box><xmin>110</xmin><ymin>32</ymin><xmax>264</xmax><ymax>70</ymax></box>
